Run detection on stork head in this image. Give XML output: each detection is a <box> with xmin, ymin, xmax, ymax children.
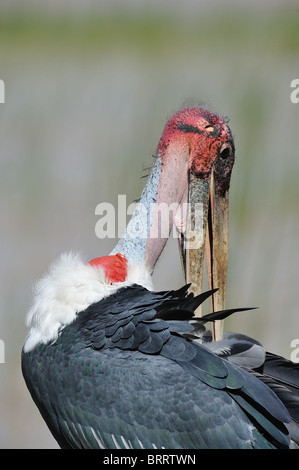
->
<box><xmin>147</xmin><ymin>107</ymin><xmax>235</xmax><ymax>340</ymax></box>
<box><xmin>157</xmin><ymin>107</ymin><xmax>234</xmax><ymax>181</ymax></box>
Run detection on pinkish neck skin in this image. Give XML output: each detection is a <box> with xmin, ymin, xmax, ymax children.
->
<box><xmin>144</xmin><ymin>138</ymin><xmax>189</xmax><ymax>271</ymax></box>
<box><xmin>110</xmin><ymin>135</ymin><xmax>189</xmax><ymax>272</ymax></box>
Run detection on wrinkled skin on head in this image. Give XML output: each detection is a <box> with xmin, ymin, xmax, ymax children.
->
<box><xmin>156</xmin><ymin>107</ymin><xmax>235</xmax><ymax>195</ymax></box>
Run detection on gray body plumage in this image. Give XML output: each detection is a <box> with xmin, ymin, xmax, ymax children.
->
<box><xmin>22</xmin><ymin>285</ymin><xmax>291</xmax><ymax>449</ymax></box>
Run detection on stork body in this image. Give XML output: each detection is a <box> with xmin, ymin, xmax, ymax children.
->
<box><xmin>22</xmin><ymin>280</ymin><xmax>290</xmax><ymax>449</ymax></box>
<box><xmin>22</xmin><ymin>108</ymin><xmax>294</xmax><ymax>449</ymax></box>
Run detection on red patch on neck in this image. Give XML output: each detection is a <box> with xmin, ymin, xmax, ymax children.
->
<box><xmin>88</xmin><ymin>253</ymin><xmax>128</xmax><ymax>284</ymax></box>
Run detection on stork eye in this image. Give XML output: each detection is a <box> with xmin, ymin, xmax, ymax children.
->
<box><xmin>220</xmin><ymin>144</ymin><xmax>232</xmax><ymax>160</ymax></box>
<box><xmin>204</xmin><ymin>123</ymin><xmax>214</xmax><ymax>132</ymax></box>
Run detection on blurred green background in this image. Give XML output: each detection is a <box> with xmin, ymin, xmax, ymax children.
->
<box><xmin>0</xmin><ymin>0</ymin><xmax>299</xmax><ymax>448</ymax></box>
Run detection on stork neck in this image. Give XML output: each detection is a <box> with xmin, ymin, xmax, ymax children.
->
<box><xmin>110</xmin><ymin>157</ymin><xmax>162</xmax><ymax>268</ymax></box>
<box><xmin>110</xmin><ymin>142</ymin><xmax>189</xmax><ymax>272</ymax></box>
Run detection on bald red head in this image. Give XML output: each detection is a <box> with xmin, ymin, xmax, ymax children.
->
<box><xmin>156</xmin><ymin>107</ymin><xmax>234</xmax><ymax>192</ymax></box>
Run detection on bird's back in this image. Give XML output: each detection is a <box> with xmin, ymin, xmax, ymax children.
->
<box><xmin>22</xmin><ymin>285</ymin><xmax>291</xmax><ymax>449</ymax></box>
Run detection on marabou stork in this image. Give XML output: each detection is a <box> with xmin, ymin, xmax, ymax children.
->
<box><xmin>22</xmin><ymin>107</ymin><xmax>298</xmax><ymax>449</ymax></box>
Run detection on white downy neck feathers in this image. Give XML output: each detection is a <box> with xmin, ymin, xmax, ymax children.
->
<box><xmin>24</xmin><ymin>252</ymin><xmax>153</xmax><ymax>353</ymax></box>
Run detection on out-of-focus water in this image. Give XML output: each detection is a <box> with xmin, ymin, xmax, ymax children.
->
<box><xmin>0</xmin><ymin>5</ymin><xmax>299</xmax><ymax>448</ymax></box>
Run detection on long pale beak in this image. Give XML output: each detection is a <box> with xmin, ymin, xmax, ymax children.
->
<box><xmin>179</xmin><ymin>168</ymin><xmax>229</xmax><ymax>341</ymax></box>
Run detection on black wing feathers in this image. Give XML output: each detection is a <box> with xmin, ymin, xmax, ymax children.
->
<box><xmin>22</xmin><ymin>283</ymin><xmax>294</xmax><ymax>449</ymax></box>
<box><xmin>205</xmin><ymin>333</ymin><xmax>299</xmax><ymax>446</ymax></box>
<box><xmin>263</xmin><ymin>352</ymin><xmax>299</xmax><ymax>393</ymax></box>
<box><xmin>79</xmin><ymin>285</ymin><xmax>291</xmax><ymax>447</ymax></box>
